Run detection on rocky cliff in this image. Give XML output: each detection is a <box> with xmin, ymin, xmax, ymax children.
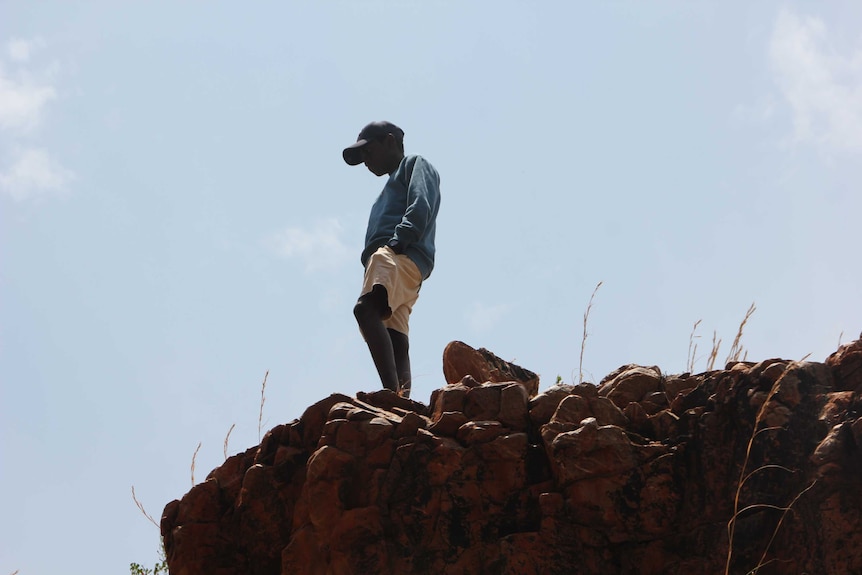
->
<box><xmin>161</xmin><ymin>338</ymin><xmax>862</xmax><ymax>575</ymax></box>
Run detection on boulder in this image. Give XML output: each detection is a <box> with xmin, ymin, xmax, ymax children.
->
<box><xmin>442</xmin><ymin>340</ymin><xmax>540</xmax><ymax>397</ymax></box>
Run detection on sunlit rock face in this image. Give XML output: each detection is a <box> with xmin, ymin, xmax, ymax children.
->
<box><xmin>162</xmin><ymin>338</ymin><xmax>862</xmax><ymax>575</ymax></box>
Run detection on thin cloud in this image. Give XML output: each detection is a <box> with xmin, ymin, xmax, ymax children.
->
<box><xmin>770</xmin><ymin>9</ymin><xmax>862</xmax><ymax>152</ymax></box>
<box><xmin>0</xmin><ymin>147</ymin><xmax>74</xmax><ymax>202</ymax></box>
<box><xmin>7</xmin><ymin>37</ymin><xmax>45</xmax><ymax>63</ymax></box>
<box><xmin>467</xmin><ymin>301</ymin><xmax>511</xmax><ymax>333</ymax></box>
<box><xmin>267</xmin><ymin>218</ymin><xmax>352</xmax><ymax>273</ymax></box>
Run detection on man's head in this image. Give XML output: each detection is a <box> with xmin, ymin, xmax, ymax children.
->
<box><xmin>343</xmin><ymin>121</ymin><xmax>405</xmax><ymax>176</ymax></box>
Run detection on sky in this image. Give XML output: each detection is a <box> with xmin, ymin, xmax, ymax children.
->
<box><xmin>1</xmin><ymin>2</ymin><xmax>860</xmax><ymax>573</ymax></box>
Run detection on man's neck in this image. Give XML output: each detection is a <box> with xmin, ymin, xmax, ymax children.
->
<box><xmin>386</xmin><ymin>153</ymin><xmax>405</xmax><ymax>175</ymax></box>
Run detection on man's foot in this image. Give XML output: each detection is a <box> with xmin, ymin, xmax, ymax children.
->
<box><xmin>397</xmin><ymin>385</ymin><xmax>411</xmax><ymax>399</ymax></box>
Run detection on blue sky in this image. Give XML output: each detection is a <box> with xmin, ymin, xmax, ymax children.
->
<box><xmin>2</xmin><ymin>2</ymin><xmax>860</xmax><ymax>573</ymax></box>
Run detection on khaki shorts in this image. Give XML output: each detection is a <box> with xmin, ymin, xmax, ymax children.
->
<box><xmin>360</xmin><ymin>246</ymin><xmax>422</xmax><ymax>335</ymax></box>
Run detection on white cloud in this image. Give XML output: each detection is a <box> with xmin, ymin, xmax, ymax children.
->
<box><xmin>267</xmin><ymin>218</ymin><xmax>352</xmax><ymax>273</ymax></box>
<box><xmin>0</xmin><ymin>147</ymin><xmax>75</xmax><ymax>202</ymax></box>
<box><xmin>0</xmin><ymin>37</ymin><xmax>74</xmax><ymax>202</ymax></box>
<box><xmin>466</xmin><ymin>301</ymin><xmax>511</xmax><ymax>333</ymax></box>
<box><xmin>0</xmin><ymin>65</ymin><xmax>56</xmax><ymax>132</ymax></box>
<box><xmin>0</xmin><ymin>38</ymin><xmax>56</xmax><ymax>132</ymax></box>
<box><xmin>770</xmin><ymin>8</ymin><xmax>862</xmax><ymax>152</ymax></box>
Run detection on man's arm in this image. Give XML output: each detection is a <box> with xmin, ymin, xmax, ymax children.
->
<box><xmin>390</xmin><ymin>156</ymin><xmax>440</xmax><ymax>252</ymax></box>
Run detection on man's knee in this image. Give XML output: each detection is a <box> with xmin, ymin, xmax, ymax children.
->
<box><xmin>354</xmin><ymin>285</ymin><xmax>390</xmax><ymax>322</ymax></box>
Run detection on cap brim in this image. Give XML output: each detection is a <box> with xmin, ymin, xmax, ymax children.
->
<box><xmin>342</xmin><ymin>139</ymin><xmax>369</xmax><ymax>166</ymax></box>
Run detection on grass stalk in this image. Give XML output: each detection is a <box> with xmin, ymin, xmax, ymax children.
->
<box><xmin>687</xmin><ymin>319</ymin><xmax>702</xmax><ymax>373</ymax></box>
<box><xmin>725</xmin><ymin>379</ymin><xmax>779</xmax><ymax>574</ymax></box>
<box><xmin>579</xmin><ymin>281</ymin><xmax>602</xmax><ymax>384</ymax></box>
<box><xmin>258</xmin><ymin>370</ymin><xmax>269</xmax><ymax>441</ymax></box>
<box><xmin>726</xmin><ymin>303</ymin><xmax>756</xmax><ymax>364</ymax></box>
<box><xmin>224</xmin><ymin>423</ymin><xmax>236</xmax><ymax>460</ymax></box>
<box><xmin>724</xmin><ymin>365</ymin><xmax>804</xmax><ymax>574</ymax></box>
<box><xmin>707</xmin><ymin>330</ymin><xmax>722</xmax><ymax>371</ymax></box>
<box><xmin>749</xmin><ymin>480</ymin><xmax>817</xmax><ymax>573</ymax></box>
<box><xmin>131</xmin><ymin>485</ymin><xmax>159</xmax><ymax>529</ymax></box>
<box><xmin>190</xmin><ymin>442</ymin><xmax>202</xmax><ymax>487</ymax></box>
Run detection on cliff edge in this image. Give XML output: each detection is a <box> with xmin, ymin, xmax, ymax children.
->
<box><xmin>161</xmin><ymin>338</ymin><xmax>862</xmax><ymax>574</ymax></box>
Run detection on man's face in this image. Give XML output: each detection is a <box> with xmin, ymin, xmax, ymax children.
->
<box><xmin>360</xmin><ymin>135</ymin><xmax>400</xmax><ymax>176</ymax></box>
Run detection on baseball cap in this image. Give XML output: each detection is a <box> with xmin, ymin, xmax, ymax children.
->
<box><xmin>342</xmin><ymin>121</ymin><xmax>404</xmax><ymax>166</ymax></box>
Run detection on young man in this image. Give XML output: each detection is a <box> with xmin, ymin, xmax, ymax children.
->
<box><xmin>343</xmin><ymin>121</ymin><xmax>441</xmax><ymax>399</ymax></box>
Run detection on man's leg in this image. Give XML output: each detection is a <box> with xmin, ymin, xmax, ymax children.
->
<box><xmin>388</xmin><ymin>329</ymin><xmax>411</xmax><ymax>398</ymax></box>
<box><xmin>353</xmin><ymin>285</ymin><xmax>399</xmax><ymax>392</ymax></box>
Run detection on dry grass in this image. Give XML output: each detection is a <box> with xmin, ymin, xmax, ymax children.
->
<box><xmin>725</xmin><ymin>303</ymin><xmax>756</xmax><ymax>364</ymax></box>
<box><xmin>724</xmin><ymin>376</ymin><xmax>782</xmax><ymax>574</ymax></box>
<box><xmin>224</xmin><ymin>423</ymin><xmax>236</xmax><ymax>460</ymax></box>
<box><xmin>579</xmin><ymin>281</ymin><xmax>602</xmax><ymax>384</ymax></box>
<box><xmin>132</xmin><ymin>485</ymin><xmax>159</xmax><ymax>529</ymax></box>
<box><xmin>723</xmin><ymin>363</ymin><xmax>814</xmax><ymax>574</ymax></box>
<box><xmin>258</xmin><ymin>370</ymin><xmax>269</xmax><ymax>441</ymax></box>
<box><xmin>190</xmin><ymin>442</ymin><xmax>202</xmax><ymax>487</ymax></box>
<box><xmin>130</xmin><ymin>371</ymin><xmax>271</xmax><ymax>570</ymax></box>
<box><xmin>687</xmin><ymin>319</ymin><xmax>702</xmax><ymax>373</ymax></box>
<box><xmin>707</xmin><ymin>330</ymin><xmax>722</xmax><ymax>371</ymax></box>
<box><xmin>689</xmin><ymin>302</ymin><xmax>755</xmax><ymax>373</ymax></box>
<box><xmin>747</xmin><ymin>480</ymin><xmax>818</xmax><ymax>573</ymax></box>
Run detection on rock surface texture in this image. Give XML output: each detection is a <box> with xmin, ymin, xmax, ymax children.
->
<box><xmin>162</xmin><ymin>339</ymin><xmax>862</xmax><ymax>574</ymax></box>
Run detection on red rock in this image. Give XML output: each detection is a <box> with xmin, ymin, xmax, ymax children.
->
<box><xmin>640</xmin><ymin>391</ymin><xmax>669</xmax><ymax>415</ymax></box>
<box><xmin>811</xmin><ymin>423</ymin><xmax>849</xmax><ymax>467</ymax></box>
<box><xmin>463</xmin><ymin>382</ymin><xmax>504</xmax><ymax>420</ymax></box>
<box><xmin>498</xmin><ymin>383</ymin><xmax>530</xmax><ymax>431</ymax></box>
<box><xmin>548</xmin><ymin>393</ymin><xmax>592</xmax><ymax>425</ymax></box>
<box><xmin>820</xmin><ymin>391</ymin><xmax>856</xmax><ymax>426</ymax></box>
<box><xmin>648</xmin><ymin>409</ymin><xmax>679</xmax><ymax>440</ymax></box>
<box><xmin>543</xmin><ymin>393</ymin><xmax>628</xmax><ymax>441</ymax></box>
<box><xmin>624</xmin><ymin>401</ymin><xmax>650</xmax><ymax>435</ymax></box>
<box><xmin>442</xmin><ymin>340</ymin><xmax>540</xmax><ymax>397</ymax></box>
<box><xmin>428</xmin><ymin>411</ymin><xmax>468</xmax><ymax>436</ymax></box>
<box><xmin>598</xmin><ymin>365</ymin><xmax>663</xmax><ymax>408</ymax></box>
<box><xmin>162</xmin><ymin>341</ymin><xmax>862</xmax><ymax>575</ymax></box>
<box><xmin>662</xmin><ymin>374</ymin><xmax>697</xmax><ymax>402</ymax></box>
<box><xmin>394</xmin><ymin>411</ymin><xmax>429</xmax><ymax>438</ymax></box>
<box><xmin>528</xmin><ymin>383</ymin><xmax>597</xmax><ymax>427</ymax></box>
<box><xmin>175</xmin><ymin>478</ymin><xmax>221</xmax><ymax>524</ymax></box>
<box><xmin>826</xmin><ymin>337</ymin><xmax>862</xmax><ymax>391</ymax></box>
<box><xmin>590</xmin><ymin>395</ymin><xmax>629</xmax><ymax>427</ymax></box>
<box><xmin>306</xmin><ymin>446</ymin><xmax>354</xmax><ymax>517</ymax></box>
<box><xmin>430</xmin><ymin>383</ymin><xmax>469</xmax><ymax>420</ymax></box>
<box><xmin>456</xmin><ymin>420</ymin><xmax>506</xmax><ymax>445</ymax></box>
<box><xmin>355</xmin><ymin>389</ymin><xmax>429</xmax><ymax>416</ymax></box>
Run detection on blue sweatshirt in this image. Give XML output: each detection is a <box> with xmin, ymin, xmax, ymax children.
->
<box><xmin>361</xmin><ymin>155</ymin><xmax>441</xmax><ymax>280</ymax></box>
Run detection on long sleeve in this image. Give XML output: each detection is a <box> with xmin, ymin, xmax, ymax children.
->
<box><xmin>361</xmin><ymin>155</ymin><xmax>442</xmax><ymax>280</ymax></box>
<box><xmin>393</xmin><ymin>156</ymin><xmax>440</xmax><ymax>248</ymax></box>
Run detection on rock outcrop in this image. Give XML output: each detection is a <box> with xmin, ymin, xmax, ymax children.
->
<box><xmin>162</xmin><ymin>338</ymin><xmax>862</xmax><ymax>574</ymax></box>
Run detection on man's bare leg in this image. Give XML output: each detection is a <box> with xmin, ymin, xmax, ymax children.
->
<box><xmin>354</xmin><ymin>285</ymin><xmax>399</xmax><ymax>392</ymax></box>
<box><xmin>389</xmin><ymin>328</ymin><xmax>411</xmax><ymax>398</ymax></box>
